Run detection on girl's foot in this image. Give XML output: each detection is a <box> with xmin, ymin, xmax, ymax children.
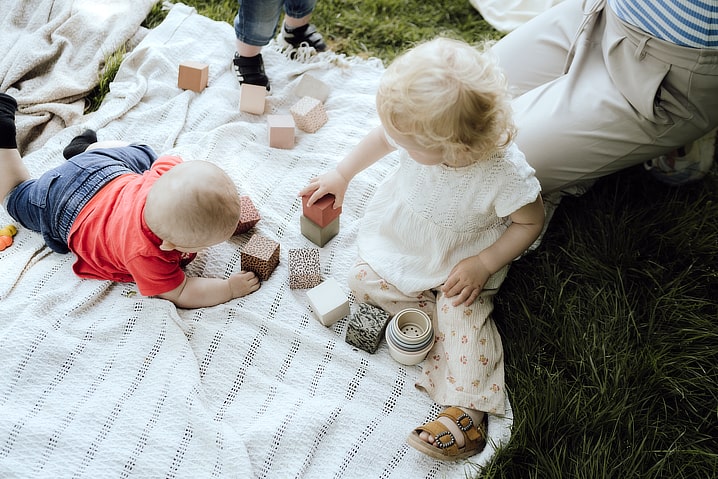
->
<box><xmin>406</xmin><ymin>406</ymin><xmax>486</xmax><ymax>461</ymax></box>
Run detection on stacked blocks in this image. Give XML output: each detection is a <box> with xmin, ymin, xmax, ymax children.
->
<box><xmin>267</xmin><ymin>114</ymin><xmax>295</xmax><ymax>149</ymax></box>
<box><xmin>345</xmin><ymin>303</ymin><xmax>391</xmax><ymax>354</ymax></box>
<box><xmin>306</xmin><ymin>277</ymin><xmax>350</xmax><ymax>326</ymax></box>
<box><xmin>241</xmin><ymin>233</ymin><xmax>280</xmax><ymax>281</ymax></box>
<box><xmin>293</xmin><ymin>74</ymin><xmax>330</xmax><ymax>103</ymax></box>
<box><xmin>300</xmin><ymin>194</ymin><xmax>341</xmax><ymax>247</ymax></box>
<box><xmin>239</xmin><ymin>83</ymin><xmax>266</xmax><ymax>115</ymax></box>
<box><xmin>234</xmin><ymin>196</ymin><xmax>261</xmax><ymax>235</ymax></box>
<box><xmin>290</xmin><ymin>96</ymin><xmax>327</xmax><ymax>133</ymax></box>
<box><xmin>288</xmin><ymin>248</ymin><xmax>321</xmax><ymax>289</ymax></box>
<box><xmin>178</xmin><ymin>61</ymin><xmax>208</xmax><ymax>92</ymax></box>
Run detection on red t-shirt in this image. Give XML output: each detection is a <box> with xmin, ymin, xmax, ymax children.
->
<box><xmin>67</xmin><ymin>155</ymin><xmax>196</xmax><ymax>297</ymax></box>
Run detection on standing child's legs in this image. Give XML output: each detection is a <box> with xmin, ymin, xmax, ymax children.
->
<box><xmin>0</xmin><ymin>93</ymin><xmax>30</xmax><ymax>203</ymax></box>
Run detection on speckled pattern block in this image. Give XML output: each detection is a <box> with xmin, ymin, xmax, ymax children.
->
<box><xmin>288</xmin><ymin>248</ymin><xmax>321</xmax><ymax>289</ymax></box>
<box><xmin>345</xmin><ymin>303</ymin><xmax>391</xmax><ymax>354</ymax></box>
<box><xmin>290</xmin><ymin>96</ymin><xmax>327</xmax><ymax>133</ymax></box>
<box><xmin>306</xmin><ymin>277</ymin><xmax>350</xmax><ymax>326</ymax></box>
<box><xmin>234</xmin><ymin>195</ymin><xmax>261</xmax><ymax>235</ymax></box>
<box><xmin>241</xmin><ymin>233</ymin><xmax>280</xmax><ymax>281</ymax></box>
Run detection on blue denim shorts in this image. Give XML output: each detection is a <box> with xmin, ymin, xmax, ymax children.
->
<box><xmin>234</xmin><ymin>0</ymin><xmax>317</xmax><ymax>46</ymax></box>
<box><xmin>6</xmin><ymin>144</ymin><xmax>157</xmax><ymax>253</ymax></box>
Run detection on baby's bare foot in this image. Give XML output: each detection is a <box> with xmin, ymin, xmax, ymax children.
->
<box><xmin>228</xmin><ymin>271</ymin><xmax>260</xmax><ymax>298</ymax></box>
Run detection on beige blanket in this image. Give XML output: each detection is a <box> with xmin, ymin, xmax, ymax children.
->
<box><xmin>0</xmin><ymin>3</ymin><xmax>512</xmax><ymax>477</ymax></box>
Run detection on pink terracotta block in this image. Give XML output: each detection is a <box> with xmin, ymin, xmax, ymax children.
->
<box><xmin>239</xmin><ymin>83</ymin><xmax>266</xmax><ymax>115</ymax></box>
<box><xmin>301</xmin><ymin>194</ymin><xmax>341</xmax><ymax>228</ymax></box>
<box><xmin>178</xmin><ymin>61</ymin><xmax>208</xmax><ymax>92</ymax></box>
<box><xmin>234</xmin><ymin>196</ymin><xmax>261</xmax><ymax>235</ymax></box>
<box><xmin>290</xmin><ymin>96</ymin><xmax>327</xmax><ymax>133</ymax></box>
<box><xmin>267</xmin><ymin>114</ymin><xmax>295</xmax><ymax>149</ymax></box>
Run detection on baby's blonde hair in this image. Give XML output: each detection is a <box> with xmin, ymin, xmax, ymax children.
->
<box><xmin>376</xmin><ymin>37</ymin><xmax>515</xmax><ymax>167</ymax></box>
<box><xmin>144</xmin><ymin>161</ymin><xmax>241</xmax><ymax>247</ymax></box>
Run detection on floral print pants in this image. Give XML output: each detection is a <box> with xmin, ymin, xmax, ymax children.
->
<box><xmin>348</xmin><ymin>260</ymin><xmax>506</xmax><ymax>415</ymax></box>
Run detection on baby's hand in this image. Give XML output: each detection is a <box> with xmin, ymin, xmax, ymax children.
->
<box><xmin>228</xmin><ymin>271</ymin><xmax>261</xmax><ymax>298</ymax></box>
<box><xmin>298</xmin><ymin>169</ymin><xmax>349</xmax><ymax>209</ymax></box>
<box><xmin>441</xmin><ymin>256</ymin><xmax>491</xmax><ymax>307</ymax></box>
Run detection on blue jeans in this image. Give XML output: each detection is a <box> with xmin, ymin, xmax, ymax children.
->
<box><xmin>5</xmin><ymin>145</ymin><xmax>156</xmax><ymax>254</ymax></box>
<box><xmin>234</xmin><ymin>0</ymin><xmax>318</xmax><ymax>46</ymax></box>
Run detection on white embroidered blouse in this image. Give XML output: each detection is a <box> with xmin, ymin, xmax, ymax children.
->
<box><xmin>357</xmin><ymin>141</ymin><xmax>541</xmax><ymax>295</ymax></box>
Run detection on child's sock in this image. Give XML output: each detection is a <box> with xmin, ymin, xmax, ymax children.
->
<box><xmin>62</xmin><ymin>129</ymin><xmax>98</xmax><ymax>159</ymax></box>
<box><xmin>0</xmin><ymin>93</ymin><xmax>18</xmax><ymax>150</ymax></box>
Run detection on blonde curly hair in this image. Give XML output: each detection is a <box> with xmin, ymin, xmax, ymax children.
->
<box><xmin>376</xmin><ymin>37</ymin><xmax>515</xmax><ymax>167</ymax></box>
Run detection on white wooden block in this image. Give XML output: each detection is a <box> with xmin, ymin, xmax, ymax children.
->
<box><xmin>306</xmin><ymin>277</ymin><xmax>350</xmax><ymax>326</ymax></box>
<box><xmin>239</xmin><ymin>83</ymin><xmax>266</xmax><ymax>115</ymax></box>
<box><xmin>293</xmin><ymin>73</ymin><xmax>330</xmax><ymax>103</ymax></box>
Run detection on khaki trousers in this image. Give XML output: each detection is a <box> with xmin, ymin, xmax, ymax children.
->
<box><xmin>493</xmin><ymin>0</ymin><xmax>718</xmax><ymax>193</ymax></box>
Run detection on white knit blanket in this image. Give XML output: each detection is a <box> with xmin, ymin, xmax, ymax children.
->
<box><xmin>0</xmin><ymin>4</ymin><xmax>512</xmax><ymax>477</ymax></box>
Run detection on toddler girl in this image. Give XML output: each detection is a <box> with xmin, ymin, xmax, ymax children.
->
<box><xmin>300</xmin><ymin>37</ymin><xmax>545</xmax><ymax>460</ymax></box>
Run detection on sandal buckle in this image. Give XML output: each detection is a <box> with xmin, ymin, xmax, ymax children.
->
<box><xmin>455</xmin><ymin>413</ymin><xmax>474</xmax><ymax>432</ymax></box>
<box><xmin>434</xmin><ymin>431</ymin><xmax>456</xmax><ymax>449</ymax></box>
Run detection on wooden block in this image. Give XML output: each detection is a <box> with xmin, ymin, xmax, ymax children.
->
<box><xmin>293</xmin><ymin>74</ymin><xmax>330</xmax><ymax>103</ymax></box>
<box><xmin>288</xmin><ymin>248</ymin><xmax>321</xmax><ymax>289</ymax></box>
<box><xmin>306</xmin><ymin>277</ymin><xmax>350</xmax><ymax>326</ymax></box>
<box><xmin>239</xmin><ymin>83</ymin><xmax>266</xmax><ymax>114</ymax></box>
<box><xmin>345</xmin><ymin>303</ymin><xmax>391</xmax><ymax>354</ymax></box>
<box><xmin>178</xmin><ymin>61</ymin><xmax>208</xmax><ymax>92</ymax></box>
<box><xmin>234</xmin><ymin>196</ymin><xmax>261</xmax><ymax>235</ymax></box>
<box><xmin>300</xmin><ymin>215</ymin><xmax>339</xmax><ymax>247</ymax></box>
<box><xmin>241</xmin><ymin>233</ymin><xmax>279</xmax><ymax>281</ymax></box>
<box><xmin>267</xmin><ymin>114</ymin><xmax>295</xmax><ymax>149</ymax></box>
<box><xmin>301</xmin><ymin>194</ymin><xmax>341</xmax><ymax>228</ymax></box>
<box><xmin>290</xmin><ymin>96</ymin><xmax>327</xmax><ymax>133</ymax></box>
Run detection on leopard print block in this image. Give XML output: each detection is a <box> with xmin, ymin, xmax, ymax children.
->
<box><xmin>288</xmin><ymin>248</ymin><xmax>321</xmax><ymax>289</ymax></box>
<box><xmin>345</xmin><ymin>303</ymin><xmax>391</xmax><ymax>354</ymax></box>
<box><xmin>241</xmin><ymin>233</ymin><xmax>280</xmax><ymax>281</ymax></box>
<box><xmin>234</xmin><ymin>196</ymin><xmax>261</xmax><ymax>235</ymax></box>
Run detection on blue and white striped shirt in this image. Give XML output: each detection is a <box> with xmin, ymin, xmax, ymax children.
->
<box><xmin>608</xmin><ymin>0</ymin><xmax>718</xmax><ymax>48</ymax></box>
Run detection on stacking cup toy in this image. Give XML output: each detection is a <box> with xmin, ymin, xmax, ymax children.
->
<box><xmin>385</xmin><ymin>308</ymin><xmax>435</xmax><ymax>365</ymax></box>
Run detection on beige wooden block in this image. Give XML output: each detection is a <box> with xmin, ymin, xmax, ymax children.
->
<box><xmin>267</xmin><ymin>114</ymin><xmax>295</xmax><ymax>149</ymax></box>
<box><xmin>239</xmin><ymin>83</ymin><xmax>266</xmax><ymax>115</ymax></box>
<box><xmin>306</xmin><ymin>277</ymin><xmax>350</xmax><ymax>326</ymax></box>
<box><xmin>293</xmin><ymin>74</ymin><xmax>330</xmax><ymax>103</ymax></box>
<box><xmin>290</xmin><ymin>96</ymin><xmax>328</xmax><ymax>133</ymax></box>
<box><xmin>178</xmin><ymin>61</ymin><xmax>208</xmax><ymax>92</ymax></box>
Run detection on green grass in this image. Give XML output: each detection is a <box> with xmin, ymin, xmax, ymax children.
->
<box><xmin>90</xmin><ymin>1</ymin><xmax>718</xmax><ymax>477</ymax></box>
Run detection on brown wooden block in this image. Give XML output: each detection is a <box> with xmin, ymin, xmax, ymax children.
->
<box><xmin>241</xmin><ymin>233</ymin><xmax>279</xmax><ymax>281</ymax></box>
<box><xmin>234</xmin><ymin>196</ymin><xmax>261</xmax><ymax>235</ymax></box>
<box><xmin>288</xmin><ymin>248</ymin><xmax>321</xmax><ymax>289</ymax></box>
<box><xmin>267</xmin><ymin>114</ymin><xmax>295</xmax><ymax>149</ymax></box>
<box><xmin>290</xmin><ymin>96</ymin><xmax>327</xmax><ymax>133</ymax></box>
<box><xmin>301</xmin><ymin>194</ymin><xmax>341</xmax><ymax>228</ymax></box>
<box><xmin>178</xmin><ymin>61</ymin><xmax>208</xmax><ymax>92</ymax></box>
<box><xmin>239</xmin><ymin>83</ymin><xmax>266</xmax><ymax>115</ymax></box>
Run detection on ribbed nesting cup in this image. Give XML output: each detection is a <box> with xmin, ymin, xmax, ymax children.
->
<box><xmin>385</xmin><ymin>308</ymin><xmax>434</xmax><ymax>365</ymax></box>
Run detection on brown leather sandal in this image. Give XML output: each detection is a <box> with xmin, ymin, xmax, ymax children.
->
<box><xmin>406</xmin><ymin>406</ymin><xmax>486</xmax><ymax>461</ymax></box>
